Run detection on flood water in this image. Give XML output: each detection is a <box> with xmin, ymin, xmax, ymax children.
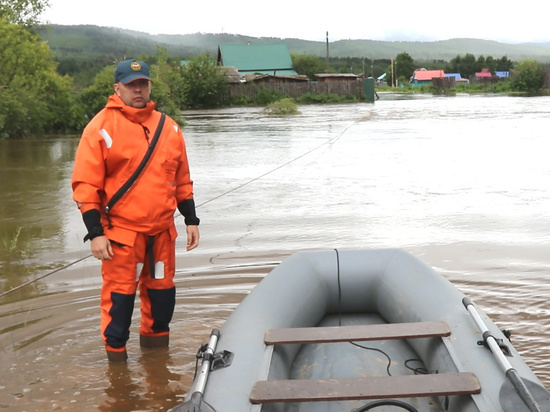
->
<box><xmin>1</xmin><ymin>94</ymin><xmax>550</xmax><ymax>411</ymax></box>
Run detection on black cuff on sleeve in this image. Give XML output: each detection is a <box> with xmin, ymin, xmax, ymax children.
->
<box><xmin>177</xmin><ymin>199</ymin><xmax>200</xmax><ymax>226</ymax></box>
<box><xmin>82</xmin><ymin>209</ymin><xmax>105</xmax><ymax>242</ymax></box>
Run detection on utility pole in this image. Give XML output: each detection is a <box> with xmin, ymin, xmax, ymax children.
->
<box><xmin>326</xmin><ymin>31</ymin><xmax>329</xmax><ymax>70</ymax></box>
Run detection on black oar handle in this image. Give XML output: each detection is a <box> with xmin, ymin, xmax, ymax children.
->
<box><xmin>194</xmin><ymin>329</ymin><xmax>221</xmax><ymax>393</ymax></box>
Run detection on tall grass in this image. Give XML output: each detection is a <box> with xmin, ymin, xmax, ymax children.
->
<box><xmin>1</xmin><ymin>227</ymin><xmax>32</xmax><ymax>260</ymax></box>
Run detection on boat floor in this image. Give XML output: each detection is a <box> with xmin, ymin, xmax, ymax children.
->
<box><xmin>265</xmin><ymin>313</ymin><xmax>445</xmax><ymax>412</ymax></box>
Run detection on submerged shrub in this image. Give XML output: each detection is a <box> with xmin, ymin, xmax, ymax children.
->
<box><xmin>264</xmin><ymin>98</ymin><xmax>299</xmax><ymax>115</ymax></box>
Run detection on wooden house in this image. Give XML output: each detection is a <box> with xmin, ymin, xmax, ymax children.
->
<box><xmin>217</xmin><ymin>43</ymin><xmax>298</xmax><ymax>76</ymax></box>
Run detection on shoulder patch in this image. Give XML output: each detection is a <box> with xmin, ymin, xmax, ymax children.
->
<box><xmin>99</xmin><ymin>129</ymin><xmax>113</xmax><ymax>148</ymax></box>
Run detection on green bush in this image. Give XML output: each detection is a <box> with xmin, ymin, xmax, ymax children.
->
<box><xmin>180</xmin><ymin>54</ymin><xmax>228</xmax><ymax>109</ymax></box>
<box><xmin>510</xmin><ymin>59</ymin><xmax>544</xmax><ymax>94</ymax></box>
<box><xmin>257</xmin><ymin>87</ymin><xmax>288</xmax><ymax>105</ymax></box>
<box><xmin>264</xmin><ymin>98</ymin><xmax>299</xmax><ymax>115</ymax></box>
<box><xmin>296</xmin><ymin>92</ymin><xmax>346</xmax><ymax>104</ymax></box>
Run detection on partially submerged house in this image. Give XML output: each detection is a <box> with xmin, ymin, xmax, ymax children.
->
<box><xmin>410</xmin><ymin>69</ymin><xmax>446</xmax><ymax>86</ymax></box>
<box><xmin>446</xmin><ymin>72</ymin><xmax>469</xmax><ymax>84</ymax></box>
<box><xmin>216</xmin><ymin>42</ymin><xmax>374</xmax><ymax>102</ymax></box>
<box><xmin>243</xmin><ymin>74</ymin><xmax>308</xmax><ymax>84</ymax></box>
<box><xmin>475</xmin><ymin>70</ymin><xmax>493</xmax><ymax>79</ymax></box>
<box><xmin>472</xmin><ymin>69</ymin><xmax>497</xmax><ymax>84</ymax></box>
<box><xmin>316</xmin><ymin>73</ymin><xmax>358</xmax><ymax>82</ymax></box>
<box><xmin>217</xmin><ymin>43</ymin><xmax>298</xmax><ymax>76</ymax></box>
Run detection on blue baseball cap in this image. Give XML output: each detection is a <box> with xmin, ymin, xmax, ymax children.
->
<box><xmin>114</xmin><ymin>59</ymin><xmax>151</xmax><ymax>84</ymax></box>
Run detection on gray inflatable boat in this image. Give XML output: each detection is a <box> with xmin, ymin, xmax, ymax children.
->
<box><xmin>172</xmin><ymin>249</ymin><xmax>550</xmax><ymax>412</ymax></box>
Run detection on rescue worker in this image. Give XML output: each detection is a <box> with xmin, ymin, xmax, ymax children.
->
<box><xmin>71</xmin><ymin>59</ymin><xmax>200</xmax><ymax>363</ymax></box>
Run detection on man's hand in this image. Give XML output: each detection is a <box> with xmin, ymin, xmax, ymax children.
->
<box><xmin>186</xmin><ymin>225</ymin><xmax>200</xmax><ymax>251</ymax></box>
<box><xmin>90</xmin><ymin>236</ymin><xmax>114</xmax><ymax>260</ymax></box>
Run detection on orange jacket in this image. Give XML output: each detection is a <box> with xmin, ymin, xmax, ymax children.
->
<box><xmin>72</xmin><ymin>94</ymin><xmax>195</xmax><ymax>246</ymax></box>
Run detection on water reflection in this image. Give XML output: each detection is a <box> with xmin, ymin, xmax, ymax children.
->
<box><xmin>1</xmin><ymin>96</ymin><xmax>550</xmax><ymax>410</ymax></box>
<box><xmin>0</xmin><ymin>138</ymin><xmax>78</xmax><ymax>243</ymax></box>
<box><xmin>100</xmin><ymin>350</ymin><xmax>183</xmax><ymax>412</ymax></box>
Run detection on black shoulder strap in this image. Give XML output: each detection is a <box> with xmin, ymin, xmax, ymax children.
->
<box><xmin>105</xmin><ymin>113</ymin><xmax>166</xmax><ymax>223</ymax></box>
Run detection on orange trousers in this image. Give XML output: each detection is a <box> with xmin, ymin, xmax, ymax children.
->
<box><xmin>100</xmin><ymin>229</ymin><xmax>176</xmax><ymax>351</ymax></box>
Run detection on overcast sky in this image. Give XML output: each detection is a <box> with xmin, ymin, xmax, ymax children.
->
<box><xmin>42</xmin><ymin>0</ymin><xmax>550</xmax><ymax>44</ymax></box>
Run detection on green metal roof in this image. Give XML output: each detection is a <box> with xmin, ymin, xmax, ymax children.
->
<box><xmin>217</xmin><ymin>43</ymin><xmax>297</xmax><ymax>75</ymax></box>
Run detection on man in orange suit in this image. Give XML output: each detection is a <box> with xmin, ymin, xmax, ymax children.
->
<box><xmin>72</xmin><ymin>59</ymin><xmax>199</xmax><ymax>363</ymax></box>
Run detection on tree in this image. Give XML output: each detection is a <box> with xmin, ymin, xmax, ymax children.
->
<box><xmin>180</xmin><ymin>54</ymin><xmax>228</xmax><ymax>109</ymax></box>
<box><xmin>483</xmin><ymin>56</ymin><xmax>496</xmax><ymax>73</ymax></box>
<box><xmin>291</xmin><ymin>54</ymin><xmax>326</xmax><ymax>80</ymax></box>
<box><xmin>476</xmin><ymin>55</ymin><xmax>486</xmax><ymax>72</ymax></box>
<box><xmin>0</xmin><ymin>19</ymin><xmax>77</xmax><ymax>138</ymax></box>
<box><xmin>77</xmin><ymin>66</ymin><xmax>115</xmax><ymax>121</ymax></box>
<box><xmin>395</xmin><ymin>52</ymin><xmax>416</xmax><ymax>81</ymax></box>
<box><xmin>448</xmin><ymin>53</ymin><xmax>477</xmax><ymax>78</ymax></box>
<box><xmin>496</xmin><ymin>55</ymin><xmax>514</xmax><ymax>72</ymax></box>
<box><xmin>0</xmin><ymin>0</ymin><xmax>48</xmax><ymax>27</ymax></box>
<box><xmin>510</xmin><ymin>59</ymin><xmax>544</xmax><ymax>94</ymax></box>
<box><xmin>148</xmin><ymin>47</ymin><xmax>184</xmax><ymax>118</ymax></box>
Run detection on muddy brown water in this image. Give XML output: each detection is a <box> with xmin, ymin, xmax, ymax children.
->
<box><xmin>1</xmin><ymin>94</ymin><xmax>550</xmax><ymax>411</ymax></box>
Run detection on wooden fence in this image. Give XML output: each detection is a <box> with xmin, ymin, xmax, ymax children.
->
<box><xmin>432</xmin><ymin>77</ymin><xmax>456</xmax><ymax>89</ymax></box>
<box><xmin>223</xmin><ymin>79</ymin><xmax>366</xmax><ymax>102</ymax></box>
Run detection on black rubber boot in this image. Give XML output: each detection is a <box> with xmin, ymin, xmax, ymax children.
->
<box><xmin>140</xmin><ymin>334</ymin><xmax>169</xmax><ymax>349</ymax></box>
<box><xmin>106</xmin><ymin>349</ymin><xmax>128</xmax><ymax>363</ymax></box>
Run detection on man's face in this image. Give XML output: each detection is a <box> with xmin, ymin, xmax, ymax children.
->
<box><xmin>113</xmin><ymin>79</ymin><xmax>151</xmax><ymax>108</ymax></box>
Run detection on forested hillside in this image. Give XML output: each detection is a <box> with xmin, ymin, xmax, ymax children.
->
<box><xmin>40</xmin><ymin>24</ymin><xmax>550</xmax><ymax>63</ymax></box>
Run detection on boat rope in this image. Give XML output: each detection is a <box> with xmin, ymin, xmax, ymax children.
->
<box><xmin>193</xmin><ymin>123</ymin><xmax>353</xmax><ymax>210</ymax></box>
<box><xmin>0</xmin><ymin>254</ymin><xmax>91</xmax><ymax>298</ymax></box>
<box><xmin>1</xmin><ymin>122</ymin><xmax>355</xmax><ymax>298</ymax></box>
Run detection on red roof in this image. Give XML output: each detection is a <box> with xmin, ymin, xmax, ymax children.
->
<box><xmin>413</xmin><ymin>70</ymin><xmax>445</xmax><ymax>81</ymax></box>
<box><xmin>476</xmin><ymin>72</ymin><xmax>493</xmax><ymax>78</ymax></box>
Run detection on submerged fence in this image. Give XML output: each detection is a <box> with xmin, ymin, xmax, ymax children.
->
<box><xmin>224</xmin><ymin>79</ymin><xmax>367</xmax><ymax>102</ymax></box>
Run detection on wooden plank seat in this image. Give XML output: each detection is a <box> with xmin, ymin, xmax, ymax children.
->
<box><xmin>250</xmin><ymin>372</ymin><xmax>481</xmax><ymax>404</ymax></box>
<box><xmin>264</xmin><ymin>320</ymin><xmax>451</xmax><ymax>345</ymax></box>
<box><xmin>254</xmin><ymin>321</ymin><xmax>475</xmax><ymax>405</ymax></box>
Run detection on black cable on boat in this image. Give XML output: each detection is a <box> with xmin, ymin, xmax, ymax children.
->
<box><xmin>355</xmin><ymin>399</ymin><xmax>420</xmax><ymax>412</ymax></box>
<box><xmin>404</xmin><ymin>358</ymin><xmax>429</xmax><ymax>375</ymax></box>
<box><xmin>334</xmin><ymin>248</ymin><xmax>395</xmax><ymax>376</ymax></box>
<box><xmin>335</xmin><ymin>250</ymin><xmax>423</xmax><ymax>412</ymax></box>
<box><xmin>350</xmin><ymin>341</ymin><xmax>393</xmax><ymax>376</ymax></box>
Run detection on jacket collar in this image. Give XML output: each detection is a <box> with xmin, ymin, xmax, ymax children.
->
<box><xmin>106</xmin><ymin>94</ymin><xmax>156</xmax><ymax>124</ymax></box>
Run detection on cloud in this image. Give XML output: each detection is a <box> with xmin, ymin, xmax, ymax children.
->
<box><xmin>42</xmin><ymin>0</ymin><xmax>550</xmax><ymax>44</ymax></box>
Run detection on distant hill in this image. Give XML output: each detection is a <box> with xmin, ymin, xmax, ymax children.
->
<box><xmin>39</xmin><ymin>24</ymin><xmax>550</xmax><ymax>63</ymax></box>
